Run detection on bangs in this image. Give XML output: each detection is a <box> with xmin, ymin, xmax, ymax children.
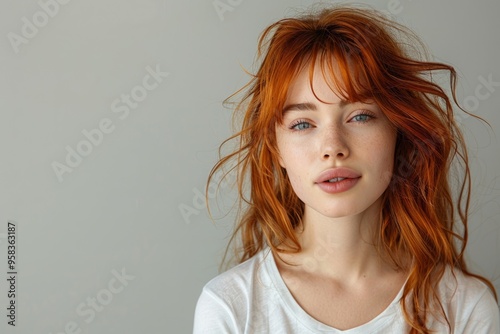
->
<box><xmin>261</xmin><ymin>19</ymin><xmax>385</xmax><ymax>125</ymax></box>
<box><xmin>310</xmin><ymin>46</ymin><xmax>376</xmax><ymax>105</ymax></box>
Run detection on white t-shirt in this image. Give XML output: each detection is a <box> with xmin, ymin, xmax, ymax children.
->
<box><xmin>193</xmin><ymin>246</ymin><xmax>500</xmax><ymax>333</ymax></box>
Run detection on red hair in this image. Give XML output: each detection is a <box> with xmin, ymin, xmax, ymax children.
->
<box><xmin>208</xmin><ymin>4</ymin><xmax>497</xmax><ymax>333</ymax></box>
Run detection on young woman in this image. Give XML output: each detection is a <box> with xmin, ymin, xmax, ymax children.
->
<box><xmin>193</xmin><ymin>5</ymin><xmax>499</xmax><ymax>334</ymax></box>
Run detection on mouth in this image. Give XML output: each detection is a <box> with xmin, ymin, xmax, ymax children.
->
<box><xmin>326</xmin><ymin>177</ymin><xmax>347</xmax><ymax>183</ymax></box>
<box><xmin>316</xmin><ymin>173</ymin><xmax>360</xmax><ymax>194</ymax></box>
<box><xmin>315</xmin><ymin>168</ymin><xmax>361</xmax><ymax>184</ymax></box>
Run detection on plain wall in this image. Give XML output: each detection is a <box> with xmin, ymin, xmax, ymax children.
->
<box><xmin>0</xmin><ymin>0</ymin><xmax>498</xmax><ymax>333</ymax></box>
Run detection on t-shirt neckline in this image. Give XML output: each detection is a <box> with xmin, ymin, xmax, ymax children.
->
<box><xmin>261</xmin><ymin>246</ymin><xmax>406</xmax><ymax>333</ymax></box>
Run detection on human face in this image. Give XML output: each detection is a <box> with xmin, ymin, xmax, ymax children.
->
<box><xmin>275</xmin><ymin>63</ymin><xmax>397</xmax><ymax>220</ymax></box>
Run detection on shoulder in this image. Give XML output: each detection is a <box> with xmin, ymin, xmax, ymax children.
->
<box><xmin>436</xmin><ymin>267</ymin><xmax>496</xmax><ymax>305</ymax></box>
<box><xmin>193</xmin><ymin>248</ymin><xmax>273</xmax><ymax>334</ymax></box>
<box><xmin>202</xmin><ymin>248</ymin><xmax>270</xmax><ymax>302</ymax></box>
<box><xmin>432</xmin><ymin>266</ymin><xmax>499</xmax><ymax>332</ymax></box>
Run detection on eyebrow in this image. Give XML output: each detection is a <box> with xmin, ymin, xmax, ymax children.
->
<box><xmin>282</xmin><ymin>100</ymin><xmax>349</xmax><ymax>114</ymax></box>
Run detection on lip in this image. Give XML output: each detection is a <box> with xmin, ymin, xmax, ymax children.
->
<box><xmin>315</xmin><ymin>168</ymin><xmax>361</xmax><ymax>183</ymax></box>
<box><xmin>315</xmin><ymin>168</ymin><xmax>361</xmax><ymax>194</ymax></box>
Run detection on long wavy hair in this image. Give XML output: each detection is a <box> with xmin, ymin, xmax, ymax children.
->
<box><xmin>207</xmin><ymin>4</ymin><xmax>497</xmax><ymax>333</ymax></box>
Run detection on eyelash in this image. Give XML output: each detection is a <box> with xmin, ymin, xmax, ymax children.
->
<box><xmin>289</xmin><ymin>119</ymin><xmax>311</xmax><ymax>131</ymax></box>
<box><xmin>351</xmin><ymin>111</ymin><xmax>376</xmax><ymax>123</ymax></box>
<box><xmin>288</xmin><ymin>111</ymin><xmax>376</xmax><ymax>131</ymax></box>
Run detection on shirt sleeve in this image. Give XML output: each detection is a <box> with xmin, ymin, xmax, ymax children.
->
<box><xmin>193</xmin><ymin>288</ymin><xmax>239</xmax><ymax>334</ymax></box>
<box><xmin>461</xmin><ymin>289</ymin><xmax>500</xmax><ymax>334</ymax></box>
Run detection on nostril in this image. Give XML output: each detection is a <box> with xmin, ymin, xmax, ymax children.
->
<box><xmin>323</xmin><ymin>152</ymin><xmax>345</xmax><ymax>159</ymax></box>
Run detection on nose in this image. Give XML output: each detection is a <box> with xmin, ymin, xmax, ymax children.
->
<box><xmin>320</xmin><ymin>126</ymin><xmax>349</xmax><ymax>160</ymax></box>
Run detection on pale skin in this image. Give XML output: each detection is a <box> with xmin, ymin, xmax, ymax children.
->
<box><xmin>274</xmin><ymin>62</ymin><xmax>408</xmax><ymax>330</ymax></box>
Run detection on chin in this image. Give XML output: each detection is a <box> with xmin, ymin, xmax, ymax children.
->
<box><xmin>310</xmin><ymin>199</ymin><xmax>382</xmax><ymax>219</ymax></box>
<box><xmin>315</xmin><ymin>206</ymin><xmax>364</xmax><ymax>219</ymax></box>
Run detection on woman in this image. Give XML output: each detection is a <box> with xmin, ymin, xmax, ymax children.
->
<box><xmin>193</xmin><ymin>5</ymin><xmax>499</xmax><ymax>333</ymax></box>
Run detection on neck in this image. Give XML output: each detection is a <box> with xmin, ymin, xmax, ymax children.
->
<box><xmin>293</xmin><ymin>199</ymin><xmax>393</xmax><ymax>283</ymax></box>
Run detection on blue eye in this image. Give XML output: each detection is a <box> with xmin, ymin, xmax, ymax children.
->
<box><xmin>290</xmin><ymin>121</ymin><xmax>312</xmax><ymax>131</ymax></box>
<box><xmin>351</xmin><ymin>113</ymin><xmax>373</xmax><ymax>123</ymax></box>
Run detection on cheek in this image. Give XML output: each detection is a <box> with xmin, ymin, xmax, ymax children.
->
<box><xmin>379</xmin><ymin>156</ymin><xmax>395</xmax><ymax>187</ymax></box>
<box><xmin>277</xmin><ymin>148</ymin><xmax>308</xmax><ymax>195</ymax></box>
<box><xmin>374</xmin><ymin>133</ymin><xmax>397</xmax><ymax>185</ymax></box>
<box><xmin>275</xmin><ymin>129</ymin><xmax>287</xmax><ymax>168</ymax></box>
<box><xmin>276</xmin><ymin>133</ymin><xmax>309</xmax><ymax>169</ymax></box>
<box><xmin>277</xmin><ymin>148</ymin><xmax>285</xmax><ymax>169</ymax></box>
<box><xmin>286</xmin><ymin>171</ymin><xmax>306</xmax><ymax>200</ymax></box>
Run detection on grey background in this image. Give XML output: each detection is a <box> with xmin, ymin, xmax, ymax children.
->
<box><xmin>0</xmin><ymin>0</ymin><xmax>498</xmax><ymax>333</ymax></box>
